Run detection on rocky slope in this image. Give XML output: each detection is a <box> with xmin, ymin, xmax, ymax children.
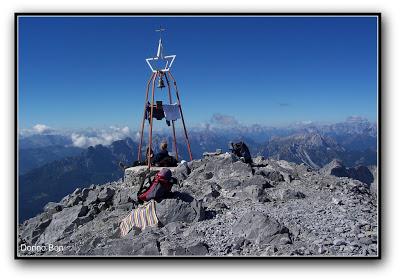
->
<box><xmin>17</xmin><ymin>154</ymin><xmax>378</xmax><ymax>257</ymax></box>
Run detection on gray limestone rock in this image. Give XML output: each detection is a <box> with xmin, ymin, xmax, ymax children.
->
<box><xmin>242</xmin><ymin>175</ymin><xmax>275</xmax><ymax>189</ymax></box>
<box><xmin>231</xmin><ymin>211</ymin><xmax>291</xmax><ymax>247</ymax></box>
<box><xmin>18</xmin><ymin>155</ymin><xmax>378</xmax><ymax>257</ymax></box>
<box><xmin>43</xmin><ymin>202</ymin><xmax>63</xmax><ymax>214</ymax></box>
<box><xmin>156</xmin><ymin>195</ymin><xmax>205</xmax><ymax>226</ymax></box>
<box><xmin>98</xmin><ymin>187</ymin><xmax>115</xmax><ymax>202</ymax></box>
<box><xmin>84</xmin><ymin>189</ymin><xmax>100</xmax><ymax>205</ymax></box>
<box><xmin>37</xmin><ymin>205</ymin><xmax>89</xmax><ymax>244</ymax></box>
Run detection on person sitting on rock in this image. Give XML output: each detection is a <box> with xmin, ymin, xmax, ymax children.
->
<box><xmin>153</xmin><ymin>142</ymin><xmax>178</xmax><ymax>167</ymax></box>
<box><xmin>230</xmin><ymin>141</ymin><xmax>253</xmax><ymax>164</ymax></box>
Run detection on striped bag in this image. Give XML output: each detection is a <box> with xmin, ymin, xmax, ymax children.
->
<box><xmin>119</xmin><ymin>200</ymin><xmax>159</xmax><ymax>237</ymax></box>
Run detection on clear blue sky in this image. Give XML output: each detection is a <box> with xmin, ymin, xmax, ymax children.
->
<box><xmin>18</xmin><ymin>16</ymin><xmax>378</xmax><ymax>129</ymax></box>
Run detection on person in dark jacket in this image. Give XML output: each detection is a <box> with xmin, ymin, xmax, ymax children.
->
<box><xmin>119</xmin><ymin>142</ymin><xmax>177</xmax><ymax>169</ymax></box>
<box><xmin>153</xmin><ymin>142</ymin><xmax>169</xmax><ymax>164</ymax></box>
<box><xmin>153</xmin><ymin>142</ymin><xmax>178</xmax><ymax>167</ymax></box>
<box><xmin>230</xmin><ymin>141</ymin><xmax>253</xmax><ymax>164</ymax></box>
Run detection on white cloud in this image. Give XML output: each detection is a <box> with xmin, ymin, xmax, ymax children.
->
<box><xmin>32</xmin><ymin>124</ymin><xmax>53</xmax><ymax>134</ymax></box>
<box><xmin>71</xmin><ymin>126</ymin><xmax>131</xmax><ymax>148</ymax></box>
<box><xmin>19</xmin><ymin>124</ymin><xmax>54</xmax><ymax>136</ymax></box>
<box><xmin>346</xmin><ymin>116</ymin><xmax>368</xmax><ymax>123</ymax></box>
<box><xmin>210</xmin><ymin>114</ymin><xmax>239</xmax><ymax>127</ymax></box>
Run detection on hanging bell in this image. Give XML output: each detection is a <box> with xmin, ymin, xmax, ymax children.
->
<box><xmin>157</xmin><ymin>76</ymin><xmax>165</xmax><ymax>89</ymax></box>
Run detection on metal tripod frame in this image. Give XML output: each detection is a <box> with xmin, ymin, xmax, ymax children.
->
<box><xmin>137</xmin><ymin>70</ymin><xmax>193</xmax><ymax>169</ymax></box>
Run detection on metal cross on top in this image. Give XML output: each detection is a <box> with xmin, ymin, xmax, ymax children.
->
<box><xmin>146</xmin><ymin>27</ymin><xmax>176</xmax><ymax>73</ymax></box>
<box><xmin>155</xmin><ymin>26</ymin><xmax>165</xmax><ymax>38</ymax></box>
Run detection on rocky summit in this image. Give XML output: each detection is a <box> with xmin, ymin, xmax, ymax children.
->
<box><xmin>17</xmin><ymin>153</ymin><xmax>378</xmax><ymax>257</ymax></box>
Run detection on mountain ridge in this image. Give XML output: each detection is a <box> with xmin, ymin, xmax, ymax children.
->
<box><xmin>18</xmin><ymin>119</ymin><xmax>377</xmax><ymax>222</ymax></box>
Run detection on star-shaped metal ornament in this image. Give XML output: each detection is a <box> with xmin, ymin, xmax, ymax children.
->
<box><xmin>146</xmin><ymin>29</ymin><xmax>176</xmax><ymax>73</ymax></box>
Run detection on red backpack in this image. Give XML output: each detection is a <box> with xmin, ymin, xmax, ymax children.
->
<box><xmin>137</xmin><ymin>168</ymin><xmax>177</xmax><ymax>202</ymax></box>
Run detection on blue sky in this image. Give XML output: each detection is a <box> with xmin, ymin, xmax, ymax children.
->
<box><xmin>18</xmin><ymin>16</ymin><xmax>378</xmax><ymax>130</ymax></box>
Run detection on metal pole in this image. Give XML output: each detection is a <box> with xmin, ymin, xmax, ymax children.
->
<box><xmin>164</xmin><ymin>74</ymin><xmax>179</xmax><ymax>161</ymax></box>
<box><xmin>138</xmin><ymin>73</ymin><xmax>156</xmax><ymax>162</ymax></box>
<box><xmin>167</xmin><ymin>71</ymin><xmax>193</xmax><ymax>161</ymax></box>
<box><xmin>147</xmin><ymin>72</ymin><xmax>158</xmax><ymax>169</ymax></box>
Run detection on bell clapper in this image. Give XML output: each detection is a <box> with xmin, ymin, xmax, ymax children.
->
<box><xmin>157</xmin><ymin>72</ymin><xmax>165</xmax><ymax>89</ymax></box>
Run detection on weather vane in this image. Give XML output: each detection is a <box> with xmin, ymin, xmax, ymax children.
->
<box><xmin>146</xmin><ymin>26</ymin><xmax>176</xmax><ymax>73</ymax></box>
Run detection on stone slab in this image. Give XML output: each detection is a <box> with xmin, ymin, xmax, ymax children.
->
<box><xmin>124</xmin><ymin>166</ymin><xmax>178</xmax><ymax>188</ymax></box>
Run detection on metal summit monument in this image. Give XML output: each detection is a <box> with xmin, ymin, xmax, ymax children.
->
<box><xmin>137</xmin><ymin>27</ymin><xmax>193</xmax><ymax>168</ymax></box>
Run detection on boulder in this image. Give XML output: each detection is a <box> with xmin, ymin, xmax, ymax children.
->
<box><xmin>174</xmin><ymin>161</ymin><xmax>192</xmax><ymax>181</ymax></box>
<box><xmin>202</xmin><ymin>154</ymin><xmax>252</xmax><ymax>180</ymax></box>
<box><xmin>242</xmin><ymin>175</ymin><xmax>274</xmax><ymax>189</ymax></box>
<box><xmin>231</xmin><ymin>211</ymin><xmax>291</xmax><ymax>246</ymax></box>
<box><xmin>160</xmin><ymin>241</ymin><xmax>208</xmax><ymax>256</ymax></box>
<box><xmin>19</xmin><ymin>212</ymin><xmax>52</xmax><ymax>245</ymax></box>
<box><xmin>239</xmin><ymin>185</ymin><xmax>270</xmax><ymax>203</ymax></box>
<box><xmin>278</xmin><ymin>189</ymin><xmax>306</xmax><ymax>200</ymax></box>
<box><xmin>256</xmin><ymin>169</ymin><xmax>285</xmax><ymax>183</ymax></box>
<box><xmin>321</xmin><ymin>159</ymin><xmax>349</xmax><ymax>177</ymax></box>
<box><xmin>112</xmin><ymin>187</ymin><xmax>135</xmax><ymax>206</ymax></box>
<box><xmin>37</xmin><ymin>205</ymin><xmax>91</xmax><ymax>244</ymax></box>
<box><xmin>163</xmin><ymin>221</ymin><xmax>185</xmax><ymax>234</ymax></box>
<box><xmin>83</xmin><ymin>189</ymin><xmax>100</xmax><ymax>205</ymax></box>
<box><xmin>220</xmin><ymin>178</ymin><xmax>241</xmax><ymax>190</ymax></box>
<box><xmin>130</xmin><ymin>232</ymin><xmax>161</xmax><ymax>255</ymax></box>
<box><xmin>156</xmin><ymin>195</ymin><xmax>205</xmax><ymax>226</ymax></box>
<box><xmin>186</xmin><ymin>242</ymin><xmax>209</xmax><ymax>255</ymax></box>
<box><xmin>98</xmin><ymin>187</ymin><xmax>115</xmax><ymax>202</ymax></box>
<box><xmin>266</xmin><ymin>170</ymin><xmax>285</xmax><ymax>182</ymax></box>
<box><xmin>199</xmin><ymin>182</ymin><xmax>221</xmax><ymax>202</ymax></box>
<box><xmin>229</xmin><ymin>161</ymin><xmax>253</xmax><ymax>178</ymax></box>
<box><xmin>66</xmin><ymin>196</ymin><xmax>82</xmax><ymax>207</ymax></box>
<box><xmin>252</xmin><ymin>156</ymin><xmax>266</xmax><ymax>165</ymax></box>
<box><xmin>124</xmin><ymin>166</ymin><xmax>178</xmax><ymax>189</ymax></box>
<box><xmin>123</xmin><ymin>166</ymin><xmax>149</xmax><ymax>188</ymax></box>
<box><xmin>80</xmin><ymin>188</ymin><xmax>91</xmax><ymax>200</ymax></box>
<box><xmin>43</xmin><ymin>202</ymin><xmax>63</xmax><ymax>214</ymax></box>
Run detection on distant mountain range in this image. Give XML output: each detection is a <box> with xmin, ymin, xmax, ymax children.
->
<box><xmin>19</xmin><ymin>145</ymin><xmax>84</xmax><ymax>175</ymax></box>
<box><xmin>19</xmin><ymin>138</ymin><xmax>136</xmax><ymax>222</ymax></box>
<box><xmin>262</xmin><ymin>133</ymin><xmax>344</xmax><ymax>169</ymax></box>
<box><xmin>19</xmin><ymin>134</ymin><xmax>73</xmax><ymax>149</ymax></box>
<box><xmin>18</xmin><ymin>118</ymin><xmax>377</xmax><ymax>221</ymax></box>
<box><xmin>262</xmin><ymin>132</ymin><xmax>376</xmax><ymax>169</ymax></box>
